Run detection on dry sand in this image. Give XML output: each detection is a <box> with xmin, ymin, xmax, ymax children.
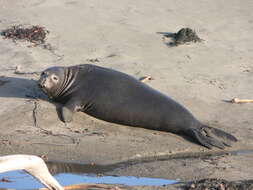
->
<box><xmin>0</xmin><ymin>0</ymin><xmax>253</xmax><ymax>189</ymax></box>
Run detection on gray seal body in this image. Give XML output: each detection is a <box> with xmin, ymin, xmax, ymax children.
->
<box><xmin>38</xmin><ymin>64</ymin><xmax>237</xmax><ymax>149</ymax></box>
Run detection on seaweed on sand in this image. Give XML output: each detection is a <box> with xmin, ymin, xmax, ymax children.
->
<box><xmin>1</xmin><ymin>25</ymin><xmax>49</xmax><ymax>45</ymax></box>
<box><xmin>186</xmin><ymin>178</ymin><xmax>253</xmax><ymax>190</ymax></box>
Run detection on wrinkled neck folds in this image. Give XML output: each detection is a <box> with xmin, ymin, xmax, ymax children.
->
<box><xmin>53</xmin><ymin>68</ymin><xmax>77</xmax><ymax>99</ymax></box>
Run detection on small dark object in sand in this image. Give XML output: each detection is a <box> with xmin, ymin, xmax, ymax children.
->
<box><xmin>186</xmin><ymin>178</ymin><xmax>253</xmax><ymax>190</ymax></box>
<box><xmin>165</xmin><ymin>28</ymin><xmax>202</xmax><ymax>46</ymax></box>
<box><xmin>87</xmin><ymin>58</ymin><xmax>100</xmax><ymax>63</ymax></box>
<box><xmin>139</xmin><ymin>76</ymin><xmax>154</xmax><ymax>82</ymax></box>
<box><xmin>1</xmin><ymin>25</ymin><xmax>49</xmax><ymax>45</ymax></box>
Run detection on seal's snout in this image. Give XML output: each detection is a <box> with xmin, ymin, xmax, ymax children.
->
<box><xmin>38</xmin><ymin>81</ymin><xmax>43</xmax><ymax>88</ymax></box>
<box><xmin>38</xmin><ymin>74</ymin><xmax>46</xmax><ymax>89</ymax></box>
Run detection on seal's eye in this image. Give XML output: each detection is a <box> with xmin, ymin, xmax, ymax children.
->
<box><xmin>53</xmin><ymin>76</ymin><xmax>58</xmax><ymax>81</ymax></box>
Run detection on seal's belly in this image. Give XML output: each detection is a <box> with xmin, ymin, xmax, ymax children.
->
<box><xmin>83</xmin><ymin>88</ymin><xmax>194</xmax><ymax>131</ymax></box>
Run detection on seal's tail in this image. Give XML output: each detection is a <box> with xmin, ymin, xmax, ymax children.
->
<box><xmin>186</xmin><ymin>125</ymin><xmax>237</xmax><ymax>149</ymax></box>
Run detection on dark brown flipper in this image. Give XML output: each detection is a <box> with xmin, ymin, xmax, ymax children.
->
<box><xmin>60</xmin><ymin>99</ymin><xmax>81</xmax><ymax>123</ymax></box>
<box><xmin>61</xmin><ymin>106</ymin><xmax>74</xmax><ymax>123</ymax></box>
<box><xmin>186</xmin><ymin>125</ymin><xmax>237</xmax><ymax>149</ymax></box>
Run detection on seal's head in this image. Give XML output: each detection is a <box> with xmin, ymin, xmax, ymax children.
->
<box><xmin>38</xmin><ymin>67</ymin><xmax>65</xmax><ymax>99</ymax></box>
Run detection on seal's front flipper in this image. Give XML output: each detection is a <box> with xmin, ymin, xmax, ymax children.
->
<box><xmin>60</xmin><ymin>100</ymin><xmax>80</xmax><ymax>123</ymax></box>
<box><xmin>61</xmin><ymin>106</ymin><xmax>74</xmax><ymax>123</ymax></box>
<box><xmin>186</xmin><ymin>126</ymin><xmax>237</xmax><ymax>149</ymax></box>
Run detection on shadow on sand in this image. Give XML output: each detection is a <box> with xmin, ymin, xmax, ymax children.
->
<box><xmin>0</xmin><ymin>76</ymin><xmax>48</xmax><ymax>100</ymax></box>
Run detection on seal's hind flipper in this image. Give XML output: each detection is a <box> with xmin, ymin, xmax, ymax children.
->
<box><xmin>209</xmin><ymin>127</ymin><xmax>237</xmax><ymax>142</ymax></box>
<box><xmin>186</xmin><ymin>126</ymin><xmax>237</xmax><ymax>149</ymax></box>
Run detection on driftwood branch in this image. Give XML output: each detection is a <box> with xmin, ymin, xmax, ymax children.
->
<box><xmin>39</xmin><ymin>184</ymin><xmax>123</xmax><ymax>190</ymax></box>
<box><xmin>230</xmin><ymin>98</ymin><xmax>253</xmax><ymax>103</ymax></box>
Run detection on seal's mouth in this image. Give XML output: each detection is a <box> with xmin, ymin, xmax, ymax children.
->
<box><xmin>38</xmin><ymin>79</ymin><xmax>47</xmax><ymax>93</ymax></box>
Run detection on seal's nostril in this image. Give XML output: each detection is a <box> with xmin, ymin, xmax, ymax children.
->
<box><xmin>38</xmin><ymin>80</ymin><xmax>44</xmax><ymax>88</ymax></box>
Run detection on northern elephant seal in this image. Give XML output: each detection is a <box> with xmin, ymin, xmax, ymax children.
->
<box><xmin>38</xmin><ymin>64</ymin><xmax>237</xmax><ymax>149</ymax></box>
